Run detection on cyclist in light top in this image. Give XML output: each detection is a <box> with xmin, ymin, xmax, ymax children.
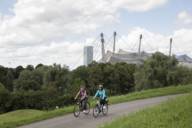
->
<box><xmin>93</xmin><ymin>84</ymin><xmax>107</xmax><ymax>105</ymax></box>
<box><xmin>74</xmin><ymin>86</ymin><xmax>88</xmax><ymax>113</ymax></box>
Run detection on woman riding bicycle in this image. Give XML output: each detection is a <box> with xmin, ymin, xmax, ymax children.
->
<box><xmin>74</xmin><ymin>86</ymin><xmax>88</xmax><ymax>113</ymax></box>
<box><xmin>93</xmin><ymin>84</ymin><xmax>108</xmax><ymax>106</ymax></box>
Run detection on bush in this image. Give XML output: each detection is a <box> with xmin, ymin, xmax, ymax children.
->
<box><xmin>9</xmin><ymin>89</ymin><xmax>74</xmax><ymax>111</ymax></box>
<box><xmin>0</xmin><ymin>83</ymin><xmax>11</xmax><ymax>113</ymax></box>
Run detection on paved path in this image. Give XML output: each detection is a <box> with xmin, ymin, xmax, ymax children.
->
<box><xmin>19</xmin><ymin>95</ymin><xmax>181</xmax><ymax>128</ymax></box>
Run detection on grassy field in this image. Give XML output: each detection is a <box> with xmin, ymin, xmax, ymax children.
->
<box><xmin>101</xmin><ymin>92</ymin><xmax>192</xmax><ymax>128</ymax></box>
<box><xmin>0</xmin><ymin>84</ymin><xmax>192</xmax><ymax>128</ymax></box>
<box><xmin>0</xmin><ymin>107</ymin><xmax>74</xmax><ymax>128</ymax></box>
<box><xmin>108</xmin><ymin>84</ymin><xmax>192</xmax><ymax>104</ymax></box>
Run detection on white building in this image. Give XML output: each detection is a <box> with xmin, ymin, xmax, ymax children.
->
<box><xmin>176</xmin><ymin>54</ymin><xmax>192</xmax><ymax>68</ymax></box>
<box><xmin>100</xmin><ymin>49</ymin><xmax>152</xmax><ymax>65</ymax></box>
<box><xmin>84</xmin><ymin>46</ymin><xmax>93</xmax><ymax>66</ymax></box>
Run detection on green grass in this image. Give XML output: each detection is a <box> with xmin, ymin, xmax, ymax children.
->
<box><xmin>1</xmin><ymin>84</ymin><xmax>192</xmax><ymax>128</ymax></box>
<box><xmin>108</xmin><ymin>84</ymin><xmax>192</xmax><ymax>104</ymax></box>
<box><xmin>101</xmin><ymin>92</ymin><xmax>192</xmax><ymax>128</ymax></box>
<box><xmin>0</xmin><ymin>107</ymin><xmax>74</xmax><ymax>128</ymax></box>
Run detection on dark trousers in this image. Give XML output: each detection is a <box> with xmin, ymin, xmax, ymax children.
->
<box><xmin>80</xmin><ymin>97</ymin><xmax>88</xmax><ymax>110</ymax></box>
<box><xmin>100</xmin><ymin>97</ymin><xmax>107</xmax><ymax>105</ymax></box>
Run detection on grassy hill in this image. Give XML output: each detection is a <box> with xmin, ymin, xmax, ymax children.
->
<box><xmin>101</xmin><ymin>92</ymin><xmax>192</xmax><ymax>128</ymax></box>
<box><xmin>0</xmin><ymin>84</ymin><xmax>192</xmax><ymax>128</ymax></box>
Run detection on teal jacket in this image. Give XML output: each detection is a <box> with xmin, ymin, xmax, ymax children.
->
<box><xmin>94</xmin><ymin>89</ymin><xmax>107</xmax><ymax>100</ymax></box>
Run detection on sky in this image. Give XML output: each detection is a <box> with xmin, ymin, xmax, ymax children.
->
<box><xmin>0</xmin><ymin>0</ymin><xmax>192</xmax><ymax>69</ymax></box>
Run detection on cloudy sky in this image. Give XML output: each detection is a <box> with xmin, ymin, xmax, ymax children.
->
<box><xmin>0</xmin><ymin>0</ymin><xmax>192</xmax><ymax>69</ymax></box>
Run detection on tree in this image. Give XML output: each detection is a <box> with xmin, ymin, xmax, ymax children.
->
<box><xmin>5</xmin><ymin>69</ymin><xmax>14</xmax><ymax>91</ymax></box>
<box><xmin>26</xmin><ymin>65</ymin><xmax>34</xmax><ymax>71</ymax></box>
<box><xmin>0</xmin><ymin>66</ymin><xmax>8</xmax><ymax>86</ymax></box>
<box><xmin>172</xmin><ymin>66</ymin><xmax>192</xmax><ymax>85</ymax></box>
<box><xmin>114</xmin><ymin>63</ymin><xmax>135</xmax><ymax>93</ymax></box>
<box><xmin>14</xmin><ymin>70</ymin><xmax>41</xmax><ymax>91</ymax></box>
<box><xmin>14</xmin><ymin>65</ymin><xmax>24</xmax><ymax>79</ymax></box>
<box><xmin>0</xmin><ymin>83</ymin><xmax>10</xmax><ymax>113</ymax></box>
<box><xmin>68</xmin><ymin>78</ymin><xmax>85</xmax><ymax>96</ymax></box>
<box><xmin>135</xmin><ymin>52</ymin><xmax>178</xmax><ymax>90</ymax></box>
<box><xmin>35</xmin><ymin>63</ymin><xmax>44</xmax><ymax>69</ymax></box>
<box><xmin>71</xmin><ymin>62</ymin><xmax>136</xmax><ymax>95</ymax></box>
<box><xmin>71</xmin><ymin>66</ymin><xmax>89</xmax><ymax>89</ymax></box>
<box><xmin>43</xmin><ymin>64</ymin><xmax>70</xmax><ymax>94</ymax></box>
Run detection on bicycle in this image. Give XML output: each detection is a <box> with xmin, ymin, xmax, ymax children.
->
<box><xmin>93</xmin><ymin>99</ymin><xmax>108</xmax><ymax>118</ymax></box>
<box><xmin>73</xmin><ymin>98</ymin><xmax>90</xmax><ymax>117</ymax></box>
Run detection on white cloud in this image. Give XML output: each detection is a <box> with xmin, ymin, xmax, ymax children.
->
<box><xmin>113</xmin><ymin>0</ymin><xmax>167</xmax><ymax>12</ymax></box>
<box><xmin>116</xmin><ymin>27</ymin><xmax>169</xmax><ymax>53</ymax></box>
<box><xmin>0</xmin><ymin>0</ymin><xmax>119</xmax><ymax>48</ymax></box>
<box><xmin>177</xmin><ymin>11</ymin><xmax>192</xmax><ymax>25</ymax></box>
<box><xmin>2</xmin><ymin>0</ymin><xmax>189</xmax><ymax>69</ymax></box>
<box><xmin>0</xmin><ymin>0</ymin><xmax>169</xmax><ymax>47</ymax></box>
<box><xmin>0</xmin><ymin>41</ymin><xmax>85</xmax><ymax>68</ymax></box>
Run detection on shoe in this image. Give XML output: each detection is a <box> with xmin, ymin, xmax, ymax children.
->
<box><xmin>83</xmin><ymin>110</ymin><xmax>86</xmax><ymax>113</ymax></box>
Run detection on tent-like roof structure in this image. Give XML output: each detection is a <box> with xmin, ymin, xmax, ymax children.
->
<box><xmin>100</xmin><ymin>49</ymin><xmax>152</xmax><ymax>65</ymax></box>
<box><xmin>99</xmin><ymin>49</ymin><xmax>192</xmax><ymax>67</ymax></box>
<box><xmin>176</xmin><ymin>54</ymin><xmax>192</xmax><ymax>63</ymax></box>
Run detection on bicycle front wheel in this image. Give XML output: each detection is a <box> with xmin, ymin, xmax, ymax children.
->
<box><xmin>73</xmin><ymin>104</ymin><xmax>80</xmax><ymax>117</ymax></box>
<box><xmin>93</xmin><ymin>105</ymin><xmax>100</xmax><ymax>118</ymax></box>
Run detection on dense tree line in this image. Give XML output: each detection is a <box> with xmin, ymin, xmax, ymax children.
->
<box><xmin>135</xmin><ymin>52</ymin><xmax>192</xmax><ymax>90</ymax></box>
<box><xmin>0</xmin><ymin>52</ymin><xmax>192</xmax><ymax>113</ymax></box>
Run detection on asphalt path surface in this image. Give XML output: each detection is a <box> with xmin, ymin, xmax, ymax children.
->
<box><xmin>19</xmin><ymin>95</ymin><xmax>182</xmax><ymax>128</ymax></box>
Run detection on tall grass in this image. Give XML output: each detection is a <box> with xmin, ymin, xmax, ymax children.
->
<box><xmin>109</xmin><ymin>84</ymin><xmax>192</xmax><ymax>104</ymax></box>
<box><xmin>101</xmin><ymin>93</ymin><xmax>192</xmax><ymax>128</ymax></box>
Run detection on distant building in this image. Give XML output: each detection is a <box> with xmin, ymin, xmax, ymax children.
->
<box><xmin>99</xmin><ymin>49</ymin><xmax>192</xmax><ymax>68</ymax></box>
<box><xmin>176</xmin><ymin>54</ymin><xmax>192</xmax><ymax>63</ymax></box>
<box><xmin>100</xmin><ymin>49</ymin><xmax>152</xmax><ymax>65</ymax></box>
<box><xmin>84</xmin><ymin>46</ymin><xmax>93</xmax><ymax>66</ymax></box>
<box><xmin>176</xmin><ymin>54</ymin><xmax>192</xmax><ymax>68</ymax></box>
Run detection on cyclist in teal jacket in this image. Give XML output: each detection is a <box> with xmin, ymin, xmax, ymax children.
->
<box><xmin>94</xmin><ymin>84</ymin><xmax>107</xmax><ymax>105</ymax></box>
